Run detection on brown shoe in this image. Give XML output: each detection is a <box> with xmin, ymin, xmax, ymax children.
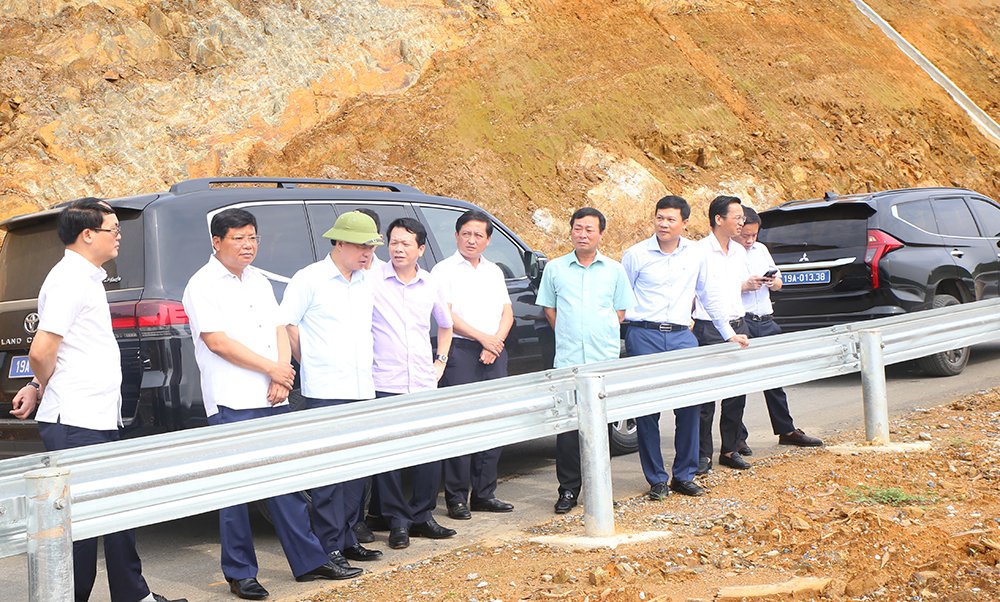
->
<box><xmin>778</xmin><ymin>429</ymin><xmax>823</xmax><ymax>447</ymax></box>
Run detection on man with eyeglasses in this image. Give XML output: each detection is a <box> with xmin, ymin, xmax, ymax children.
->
<box><xmin>183</xmin><ymin>208</ymin><xmax>357</xmax><ymax>600</ymax></box>
<box><xmin>10</xmin><ymin>198</ymin><xmax>186</xmax><ymax>602</ymax></box>
<box><xmin>280</xmin><ymin>211</ymin><xmax>384</xmax><ymax>568</ymax></box>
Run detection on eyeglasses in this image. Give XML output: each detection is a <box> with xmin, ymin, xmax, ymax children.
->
<box><xmin>92</xmin><ymin>226</ymin><xmax>122</xmax><ymax>235</ymax></box>
<box><xmin>227</xmin><ymin>235</ymin><xmax>262</xmax><ymax>245</ymax></box>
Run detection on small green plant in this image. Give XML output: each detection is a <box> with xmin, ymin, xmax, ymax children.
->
<box><xmin>948</xmin><ymin>437</ymin><xmax>973</xmax><ymax>449</ymax></box>
<box><xmin>844</xmin><ymin>485</ymin><xmax>936</xmax><ymax>506</ymax></box>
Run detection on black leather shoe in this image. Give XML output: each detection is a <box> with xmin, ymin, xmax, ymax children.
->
<box><xmin>669</xmin><ymin>479</ymin><xmax>705</xmax><ymax>497</ymax></box>
<box><xmin>719</xmin><ymin>453</ymin><xmax>751</xmax><ymax>470</ymax></box>
<box><xmin>648</xmin><ymin>482</ymin><xmax>669</xmax><ymax>501</ymax></box>
<box><xmin>553</xmin><ymin>490</ymin><xmax>577</xmax><ymax>514</ymax></box>
<box><xmin>737</xmin><ymin>445</ymin><xmax>753</xmax><ymax>456</ymax></box>
<box><xmin>409</xmin><ymin>518</ymin><xmax>457</xmax><ymax>539</ymax></box>
<box><xmin>447</xmin><ymin>502</ymin><xmax>472</xmax><ymax>520</ymax></box>
<box><xmin>327</xmin><ymin>550</ymin><xmax>351</xmax><ymax>568</ymax></box>
<box><xmin>227</xmin><ymin>577</ymin><xmax>268</xmax><ymax>600</ymax></box>
<box><xmin>778</xmin><ymin>429</ymin><xmax>824</xmax><ymax>447</ymax></box>
<box><xmin>295</xmin><ymin>560</ymin><xmax>362</xmax><ymax>581</ymax></box>
<box><xmin>352</xmin><ymin>520</ymin><xmax>375</xmax><ymax>543</ymax></box>
<box><xmin>153</xmin><ymin>593</ymin><xmax>189</xmax><ymax>602</ymax></box>
<box><xmin>470</xmin><ymin>497</ymin><xmax>514</xmax><ymax>513</ymax></box>
<box><xmin>388</xmin><ymin>527</ymin><xmax>410</xmax><ymax>549</ymax></box>
<box><xmin>342</xmin><ymin>544</ymin><xmax>383</xmax><ymax>561</ymax></box>
<box><xmin>695</xmin><ymin>456</ymin><xmax>712</xmax><ymax>475</ymax></box>
<box><xmin>365</xmin><ymin>514</ymin><xmax>389</xmax><ymax>531</ymax></box>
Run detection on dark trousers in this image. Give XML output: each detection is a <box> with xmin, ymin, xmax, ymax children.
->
<box><xmin>209</xmin><ymin>406</ymin><xmax>329</xmax><ymax>580</ymax></box>
<box><xmin>371</xmin><ymin>391</ymin><xmax>442</xmax><ymax>529</ymax></box>
<box><xmin>693</xmin><ymin>319</ymin><xmax>751</xmax><ymax>458</ymax></box>
<box><xmin>623</xmin><ymin>326</ymin><xmax>701</xmax><ymax>484</ymax></box>
<box><xmin>37</xmin><ymin>422</ymin><xmax>150</xmax><ymax>602</ymax></box>
<box><xmin>740</xmin><ymin>316</ymin><xmax>796</xmax><ymax>438</ymax></box>
<box><xmin>555</xmin><ymin>431</ymin><xmax>582</xmax><ymax>496</ymax></box>
<box><xmin>441</xmin><ymin>339</ymin><xmax>508</xmax><ymax>506</ymax></box>
<box><xmin>298</xmin><ymin>396</ymin><xmax>367</xmax><ymax>553</ymax></box>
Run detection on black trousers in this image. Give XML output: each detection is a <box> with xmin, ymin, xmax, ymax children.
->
<box><xmin>740</xmin><ymin>316</ymin><xmax>796</xmax><ymax>438</ymax></box>
<box><xmin>441</xmin><ymin>338</ymin><xmax>508</xmax><ymax>506</ymax></box>
<box><xmin>37</xmin><ymin>422</ymin><xmax>151</xmax><ymax>602</ymax></box>
<box><xmin>693</xmin><ymin>319</ymin><xmax>751</xmax><ymax>458</ymax></box>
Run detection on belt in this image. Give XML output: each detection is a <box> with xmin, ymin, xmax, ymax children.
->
<box><xmin>627</xmin><ymin>320</ymin><xmax>690</xmax><ymax>332</ymax></box>
<box><xmin>694</xmin><ymin>317</ymin><xmax>745</xmax><ymax>329</ymax></box>
<box><xmin>745</xmin><ymin>313</ymin><xmax>773</xmax><ymax>322</ymax></box>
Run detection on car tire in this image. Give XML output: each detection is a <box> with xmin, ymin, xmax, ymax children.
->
<box><xmin>608</xmin><ymin>418</ymin><xmax>638</xmax><ymax>456</ymax></box>
<box><xmin>916</xmin><ymin>294</ymin><xmax>970</xmax><ymax>377</ymax></box>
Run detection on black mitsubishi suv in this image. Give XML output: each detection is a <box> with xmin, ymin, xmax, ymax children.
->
<box><xmin>0</xmin><ymin>178</ymin><xmax>580</xmax><ymax>458</ymax></box>
<box><xmin>758</xmin><ymin>186</ymin><xmax>1000</xmax><ymax>376</ymax></box>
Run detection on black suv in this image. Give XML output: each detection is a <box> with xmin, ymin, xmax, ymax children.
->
<box><xmin>0</xmin><ymin>178</ymin><xmax>581</xmax><ymax>458</ymax></box>
<box><xmin>758</xmin><ymin>187</ymin><xmax>1000</xmax><ymax>376</ymax></box>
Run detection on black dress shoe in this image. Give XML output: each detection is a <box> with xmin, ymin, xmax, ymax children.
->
<box><xmin>352</xmin><ymin>520</ymin><xmax>376</xmax><ymax>543</ymax></box>
<box><xmin>778</xmin><ymin>429</ymin><xmax>824</xmax><ymax>447</ymax></box>
<box><xmin>470</xmin><ymin>497</ymin><xmax>514</xmax><ymax>513</ymax></box>
<box><xmin>409</xmin><ymin>518</ymin><xmax>457</xmax><ymax>539</ymax></box>
<box><xmin>447</xmin><ymin>502</ymin><xmax>472</xmax><ymax>520</ymax></box>
<box><xmin>294</xmin><ymin>560</ymin><xmax>362</xmax><ymax>581</ymax></box>
<box><xmin>553</xmin><ymin>490</ymin><xmax>577</xmax><ymax>514</ymax></box>
<box><xmin>227</xmin><ymin>577</ymin><xmax>269</xmax><ymax>600</ymax></box>
<box><xmin>152</xmin><ymin>593</ymin><xmax>189</xmax><ymax>602</ymax></box>
<box><xmin>719</xmin><ymin>453</ymin><xmax>751</xmax><ymax>470</ymax></box>
<box><xmin>365</xmin><ymin>514</ymin><xmax>389</xmax><ymax>531</ymax></box>
<box><xmin>695</xmin><ymin>456</ymin><xmax>712</xmax><ymax>475</ymax></box>
<box><xmin>737</xmin><ymin>445</ymin><xmax>753</xmax><ymax>456</ymax></box>
<box><xmin>342</xmin><ymin>544</ymin><xmax>383</xmax><ymax>561</ymax></box>
<box><xmin>388</xmin><ymin>527</ymin><xmax>410</xmax><ymax>549</ymax></box>
<box><xmin>669</xmin><ymin>479</ymin><xmax>705</xmax><ymax>497</ymax></box>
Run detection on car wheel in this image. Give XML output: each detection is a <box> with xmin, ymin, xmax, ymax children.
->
<box><xmin>916</xmin><ymin>294</ymin><xmax>970</xmax><ymax>377</ymax></box>
<box><xmin>608</xmin><ymin>418</ymin><xmax>638</xmax><ymax>456</ymax></box>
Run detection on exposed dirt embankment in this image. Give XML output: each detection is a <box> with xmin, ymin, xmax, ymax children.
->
<box><xmin>1</xmin><ymin>0</ymin><xmax>999</xmax><ymax>257</ymax></box>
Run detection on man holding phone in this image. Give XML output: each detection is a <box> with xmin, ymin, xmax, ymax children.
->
<box><xmin>734</xmin><ymin>207</ymin><xmax>823</xmax><ymax>451</ymax></box>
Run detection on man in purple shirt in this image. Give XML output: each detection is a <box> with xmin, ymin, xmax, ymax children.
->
<box><xmin>370</xmin><ymin>217</ymin><xmax>455</xmax><ymax>550</ymax></box>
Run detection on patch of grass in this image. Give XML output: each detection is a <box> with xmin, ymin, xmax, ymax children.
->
<box><xmin>844</xmin><ymin>485</ymin><xmax>937</xmax><ymax>506</ymax></box>
<box><xmin>948</xmin><ymin>437</ymin><xmax>973</xmax><ymax>449</ymax></box>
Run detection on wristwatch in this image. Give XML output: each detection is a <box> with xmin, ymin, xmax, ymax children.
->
<box><xmin>435</xmin><ymin>354</ymin><xmax>448</xmax><ymax>363</ymax></box>
<box><xmin>26</xmin><ymin>381</ymin><xmax>40</xmax><ymax>391</ymax></box>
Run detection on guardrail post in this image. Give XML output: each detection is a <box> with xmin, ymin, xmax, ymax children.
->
<box><xmin>25</xmin><ymin>467</ymin><xmax>73</xmax><ymax>602</ymax></box>
<box><xmin>859</xmin><ymin>330</ymin><xmax>890</xmax><ymax>444</ymax></box>
<box><xmin>575</xmin><ymin>373</ymin><xmax>614</xmax><ymax>537</ymax></box>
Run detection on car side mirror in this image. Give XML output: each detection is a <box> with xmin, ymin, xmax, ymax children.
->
<box><xmin>524</xmin><ymin>249</ymin><xmax>547</xmax><ymax>283</ymax></box>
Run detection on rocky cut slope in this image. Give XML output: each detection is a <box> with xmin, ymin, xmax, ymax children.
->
<box><xmin>1</xmin><ymin>0</ymin><xmax>998</xmax><ymax>256</ymax></box>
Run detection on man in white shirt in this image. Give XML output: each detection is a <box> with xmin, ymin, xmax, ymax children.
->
<box><xmin>10</xmin><ymin>198</ymin><xmax>185</xmax><ymax>602</ymax></box>
<box><xmin>693</xmin><ymin>195</ymin><xmax>754</xmax><ymax>473</ymax></box>
<box><xmin>280</xmin><ymin>211</ymin><xmax>384</xmax><ymax>566</ymax></box>
<box><xmin>432</xmin><ymin>210</ymin><xmax>515</xmax><ymax>520</ymax></box>
<box><xmin>183</xmin><ymin>209</ymin><xmax>360</xmax><ymax>600</ymax></box>
<box><xmin>733</xmin><ymin>207</ymin><xmax>823</xmax><ymax>450</ymax></box>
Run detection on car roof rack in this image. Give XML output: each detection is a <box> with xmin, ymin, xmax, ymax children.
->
<box><xmin>168</xmin><ymin>177</ymin><xmax>423</xmax><ymax>196</ymax></box>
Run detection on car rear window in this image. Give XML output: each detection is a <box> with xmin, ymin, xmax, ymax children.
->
<box><xmin>0</xmin><ymin>212</ymin><xmax>144</xmax><ymax>301</ymax></box>
<box><xmin>758</xmin><ymin>205</ymin><xmax>871</xmax><ymax>253</ymax></box>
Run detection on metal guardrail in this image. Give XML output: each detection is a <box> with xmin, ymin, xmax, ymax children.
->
<box><xmin>3</xmin><ymin>297</ymin><xmax>1000</xmax><ymax>598</ymax></box>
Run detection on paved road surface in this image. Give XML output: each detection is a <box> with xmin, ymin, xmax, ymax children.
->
<box><xmin>4</xmin><ymin>343</ymin><xmax>1000</xmax><ymax>601</ymax></box>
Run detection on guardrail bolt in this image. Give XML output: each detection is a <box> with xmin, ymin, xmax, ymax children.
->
<box><xmin>53</xmin><ymin>499</ymin><xmax>65</xmax><ymax>510</ymax></box>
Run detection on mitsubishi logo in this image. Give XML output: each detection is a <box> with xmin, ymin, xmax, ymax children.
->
<box><xmin>23</xmin><ymin>312</ymin><xmax>39</xmax><ymax>334</ymax></box>
<box><xmin>798</xmin><ymin>252</ymin><xmax>810</xmax><ymax>263</ymax></box>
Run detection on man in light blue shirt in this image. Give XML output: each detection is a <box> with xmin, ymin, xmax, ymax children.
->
<box><xmin>536</xmin><ymin>207</ymin><xmax>635</xmax><ymax>514</ymax></box>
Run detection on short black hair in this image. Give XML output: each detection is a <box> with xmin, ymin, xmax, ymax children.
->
<box><xmin>654</xmin><ymin>195</ymin><xmax>690</xmax><ymax>220</ymax></box>
<box><xmin>211</xmin><ymin>208</ymin><xmax>257</xmax><ymax>239</ymax></box>
<box><xmin>708</xmin><ymin>195</ymin><xmax>742</xmax><ymax>230</ymax></box>
<box><xmin>570</xmin><ymin>207</ymin><xmax>607</xmax><ymax>232</ymax></box>
<box><xmin>742</xmin><ymin>206</ymin><xmax>761</xmax><ymax>226</ymax></box>
<box><xmin>455</xmin><ymin>209</ymin><xmax>493</xmax><ymax>237</ymax></box>
<box><xmin>356</xmin><ymin>207</ymin><xmax>381</xmax><ymax>231</ymax></box>
<box><xmin>57</xmin><ymin>197</ymin><xmax>115</xmax><ymax>245</ymax></box>
<box><xmin>387</xmin><ymin>217</ymin><xmax>427</xmax><ymax>247</ymax></box>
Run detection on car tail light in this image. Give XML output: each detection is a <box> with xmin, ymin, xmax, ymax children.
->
<box><xmin>864</xmin><ymin>230</ymin><xmax>903</xmax><ymax>289</ymax></box>
<box><xmin>110</xmin><ymin>300</ymin><xmax>189</xmax><ymax>332</ymax></box>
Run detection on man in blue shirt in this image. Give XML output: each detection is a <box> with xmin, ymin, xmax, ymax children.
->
<box><xmin>536</xmin><ymin>207</ymin><xmax>635</xmax><ymax>514</ymax></box>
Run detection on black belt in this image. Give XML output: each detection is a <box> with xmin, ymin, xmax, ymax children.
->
<box><xmin>745</xmin><ymin>313</ymin><xmax>773</xmax><ymax>322</ymax></box>
<box><xmin>694</xmin><ymin>317</ymin><xmax>745</xmax><ymax>329</ymax></box>
<box><xmin>626</xmin><ymin>321</ymin><xmax>689</xmax><ymax>332</ymax></box>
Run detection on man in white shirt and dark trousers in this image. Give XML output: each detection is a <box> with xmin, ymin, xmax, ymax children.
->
<box><xmin>694</xmin><ymin>195</ymin><xmax>754</xmax><ymax>474</ymax></box>
<box><xmin>183</xmin><ymin>209</ymin><xmax>360</xmax><ymax>600</ymax></box>
<box><xmin>280</xmin><ymin>211</ymin><xmax>385</xmax><ymax>566</ymax></box>
<box><xmin>733</xmin><ymin>207</ymin><xmax>823</xmax><ymax>451</ymax></box>
<box><xmin>9</xmin><ymin>198</ymin><xmax>186</xmax><ymax>602</ymax></box>
<box><xmin>433</xmin><ymin>210</ymin><xmax>515</xmax><ymax>520</ymax></box>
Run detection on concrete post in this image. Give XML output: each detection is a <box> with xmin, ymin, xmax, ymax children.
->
<box><xmin>25</xmin><ymin>467</ymin><xmax>73</xmax><ymax>602</ymax></box>
<box><xmin>859</xmin><ymin>330</ymin><xmax>890</xmax><ymax>444</ymax></box>
<box><xmin>575</xmin><ymin>374</ymin><xmax>615</xmax><ymax>537</ymax></box>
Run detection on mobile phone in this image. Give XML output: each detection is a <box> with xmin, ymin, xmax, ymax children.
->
<box><xmin>763</xmin><ymin>269</ymin><xmax>778</xmax><ymax>278</ymax></box>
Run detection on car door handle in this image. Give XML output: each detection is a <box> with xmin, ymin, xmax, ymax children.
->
<box><xmin>950</xmin><ymin>249</ymin><xmax>964</xmax><ymax>258</ymax></box>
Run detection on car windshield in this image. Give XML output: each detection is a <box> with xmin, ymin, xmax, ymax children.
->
<box><xmin>758</xmin><ymin>206</ymin><xmax>870</xmax><ymax>254</ymax></box>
